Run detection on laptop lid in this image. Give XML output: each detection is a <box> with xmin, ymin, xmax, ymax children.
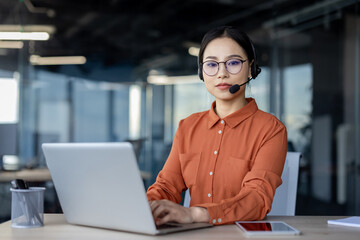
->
<box><xmin>42</xmin><ymin>142</ymin><xmax>211</xmax><ymax>235</ymax></box>
<box><xmin>42</xmin><ymin>142</ymin><xmax>158</xmax><ymax>235</ymax></box>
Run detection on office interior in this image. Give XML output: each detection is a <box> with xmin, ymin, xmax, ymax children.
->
<box><xmin>0</xmin><ymin>0</ymin><xmax>359</xmax><ymax>223</ymax></box>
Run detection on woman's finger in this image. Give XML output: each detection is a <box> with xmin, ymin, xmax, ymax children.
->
<box><xmin>156</xmin><ymin>212</ymin><xmax>175</xmax><ymax>226</ymax></box>
<box><xmin>149</xmin><ymin>200</ymin><xmax>195</xmax><ymax>225</ymax></box>
<box><xmin>149</xmin><ymin>200</ymin><xmax>159</xmax><ymax>212</ymax></box>
<box><xmin>152</xmin><ymin>202</ymin><xmax>172</xmax><ymax>219</ymax></box>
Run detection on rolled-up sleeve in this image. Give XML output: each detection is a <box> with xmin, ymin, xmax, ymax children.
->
<box><xmin>147</xmin><ymin>124</ymin><xmax>186</xmax><ymax>203</ymax></box>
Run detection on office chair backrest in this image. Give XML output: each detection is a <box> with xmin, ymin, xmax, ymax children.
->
<box><xmin>183</xmin><ymin>152</ymin><xmax>301</xmax><ymax>216</ymax></box>
<box><xmin>268</xmin><ymin>152</ymin><xmax>301</xmax><ymax>216</ymax></box>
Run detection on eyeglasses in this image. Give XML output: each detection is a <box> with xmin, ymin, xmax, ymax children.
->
<box><xmin>202</xmin><ymin>59</ymin><xmax>247</xmax><ymax>76</ymax></box>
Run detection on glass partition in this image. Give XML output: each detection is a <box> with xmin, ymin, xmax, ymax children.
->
<box><xmin>263</xmin><ymin>1</ymin><xmax>360</xmax><ymax>215</ymax></box>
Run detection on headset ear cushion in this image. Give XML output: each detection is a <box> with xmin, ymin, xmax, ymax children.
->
<box><xmin>251</xmin><ymin>65</ymin><xmax>262</xmax><ymax>79</ymax></box>
<box><xmin>256</xmin><ymin>65</ymin><xmax>261</xmax><ymax>76</ymax></box>
<box><xmin>251</xmin><ymin>64</ymin><xmax>256</xmax><ymax>79</ymax></box>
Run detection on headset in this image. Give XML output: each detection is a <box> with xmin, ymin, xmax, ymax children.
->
<box><xmin>198</xmin><ymin>38</ymin><xmax>261</xmax><ymax>81</ymax></box>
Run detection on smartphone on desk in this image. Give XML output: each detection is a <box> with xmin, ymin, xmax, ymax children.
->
<box><xmin>235</xmin><ymin>221</ymin><xmax>301</xmax><ymax>237</ymax></box>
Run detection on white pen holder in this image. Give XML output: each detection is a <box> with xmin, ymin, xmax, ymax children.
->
<box><xmin>10</xmin><ymin>187</ymin><xmax>46</xmax><ymax>228</ymax></box>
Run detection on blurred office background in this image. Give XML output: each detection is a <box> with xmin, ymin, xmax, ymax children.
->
<box><xmin>0</xmin><ymin>0</ymin><xmax>359</xmax><ymax>222</ymax></box>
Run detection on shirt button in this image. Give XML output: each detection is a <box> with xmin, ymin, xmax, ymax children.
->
<box><xmin>217</xmin><ymin>218</ymin><xmax>222</xmax><ymax>223</ymax></box>
<box><xmin>208</xmin><ymin>193</ymin><xmax>211</xmax><ymax>197</ymax></box>
<box><xmin>209</xmin><ymin>171</ymin><xmax>213</xmax><ymax>176</ymax></box>
<box><xmin>221</xmin><ymin>120</ymin><xmax>224</xmax><ymax>124</ymax></box>
<box><xmin>212</xmin><ymin>219</ymin><xmax>216</xmax><ymax>224</ymax></box>
<box><xmin>218</xmin><ymin>130</ymin><xmax>222</xmax><ymax>134</ymax></box>
<box><xmin>214</xmin><ymin>150</ymin><xmax>217</xmax><ymax>155</ymax></box>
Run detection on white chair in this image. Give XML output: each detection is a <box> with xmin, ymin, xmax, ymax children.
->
<box><xmin>183</xmin><ymin>186</ymin><xmax>191</xmax><ymax>208</ymax></box>
<box><xmin>183</xmin><ymin>152</ymin><xmax>301</xmax><ymax>216</ymax></box>
<box><xmin>268</xmin><ymin>152</ymin><xmax>301</xmax><ymax>216</ymax></box>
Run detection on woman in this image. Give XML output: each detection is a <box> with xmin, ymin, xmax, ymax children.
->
<box><xmin>147</xmin><ymin>26</ymin><xmax>287</xmax><ymax>226</ymax></box>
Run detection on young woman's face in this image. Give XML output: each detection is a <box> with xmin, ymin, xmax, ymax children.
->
<box><xmin>202</xmin><ymin>37</ymin><xmax>251</xmax><ymax>102</ymax></box>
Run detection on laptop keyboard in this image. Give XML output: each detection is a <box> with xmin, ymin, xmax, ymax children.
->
<box><xmin>156</xmin><ymin>223</ymin><xmax>182</xmax><ymax>230</ymax></box>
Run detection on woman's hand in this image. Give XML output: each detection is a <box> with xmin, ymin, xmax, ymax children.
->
<box><xmin>149</xmin><ymin>199</ymin><xmax>210</xmax><ymax>226</ymax></box>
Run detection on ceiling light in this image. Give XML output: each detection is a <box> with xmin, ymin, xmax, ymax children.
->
<box><xmin>29</xmin><ymin>55</ymin><xmax>87</xmax><ymax>65</ymax></box>
<box><xmin>0</xmin><ymin>32</ymin><xmax>49</xmax><ymax>41</ymax></box>
<box><xmin>147</xmin><ymin>75</ymin><xmax>200</xmax><ymax>85</ymax></box>
<box><xmin>188</xmin><ymin>47</ymin><xmax>199</xmax><ymax>57</ymax></box>
<box><xmin>0</xmin><ymin>25</ymin><xmax>56</xmax><ymax>34</ymax></box>
<box><xmin>0</xmin><ymin>41</ymin><xmax>24</xmax><ymax>49</ymax></box>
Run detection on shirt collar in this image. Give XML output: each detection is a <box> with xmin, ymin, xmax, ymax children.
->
<box><xmin>208</xmin><ymin>98</ymin><xmax>258</xmax><ymax>129</ymax></box>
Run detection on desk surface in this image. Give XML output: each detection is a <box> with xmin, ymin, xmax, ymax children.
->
<box><xmin>1</xmin><ymin>214</ymin><xmax>360</xmax><ymax>240</ymax></box>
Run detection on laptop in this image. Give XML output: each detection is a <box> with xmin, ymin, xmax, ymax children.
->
<box><xmin>42</xmin><ymin>142</ymin><xmax>212</xmax><ymax>235</ymax></box>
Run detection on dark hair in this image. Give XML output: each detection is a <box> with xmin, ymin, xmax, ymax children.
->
<box><xmin>198</xmin><ymin>26</ymin><xmax>261</xmax><ymax>80</ymax></box>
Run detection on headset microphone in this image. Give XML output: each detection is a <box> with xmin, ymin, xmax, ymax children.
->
<box><xmin>229</xmin><ymin>77</ymin><xmax>252</xmax><ymax>94</ymax></box>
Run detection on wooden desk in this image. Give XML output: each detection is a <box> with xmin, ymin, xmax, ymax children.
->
<box><xmin>0</xmin><ymin>168</ymin><xmax>52</xmax><ymax>183</ymax></box>
<box><xmin>0</xmin><ymin>168</ymin><xmax>151</xmax><ymax>183</ymax></box>
<box><xmin>1</xmin><ymin>214</ymin><xmax>360</xmax><ymax>240</ymax></box>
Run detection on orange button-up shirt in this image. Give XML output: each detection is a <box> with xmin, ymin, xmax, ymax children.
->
<box><xmin>147</xmin><ymin>98</ymin><xmax>287</xmax><ymax>225</ymax></box>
